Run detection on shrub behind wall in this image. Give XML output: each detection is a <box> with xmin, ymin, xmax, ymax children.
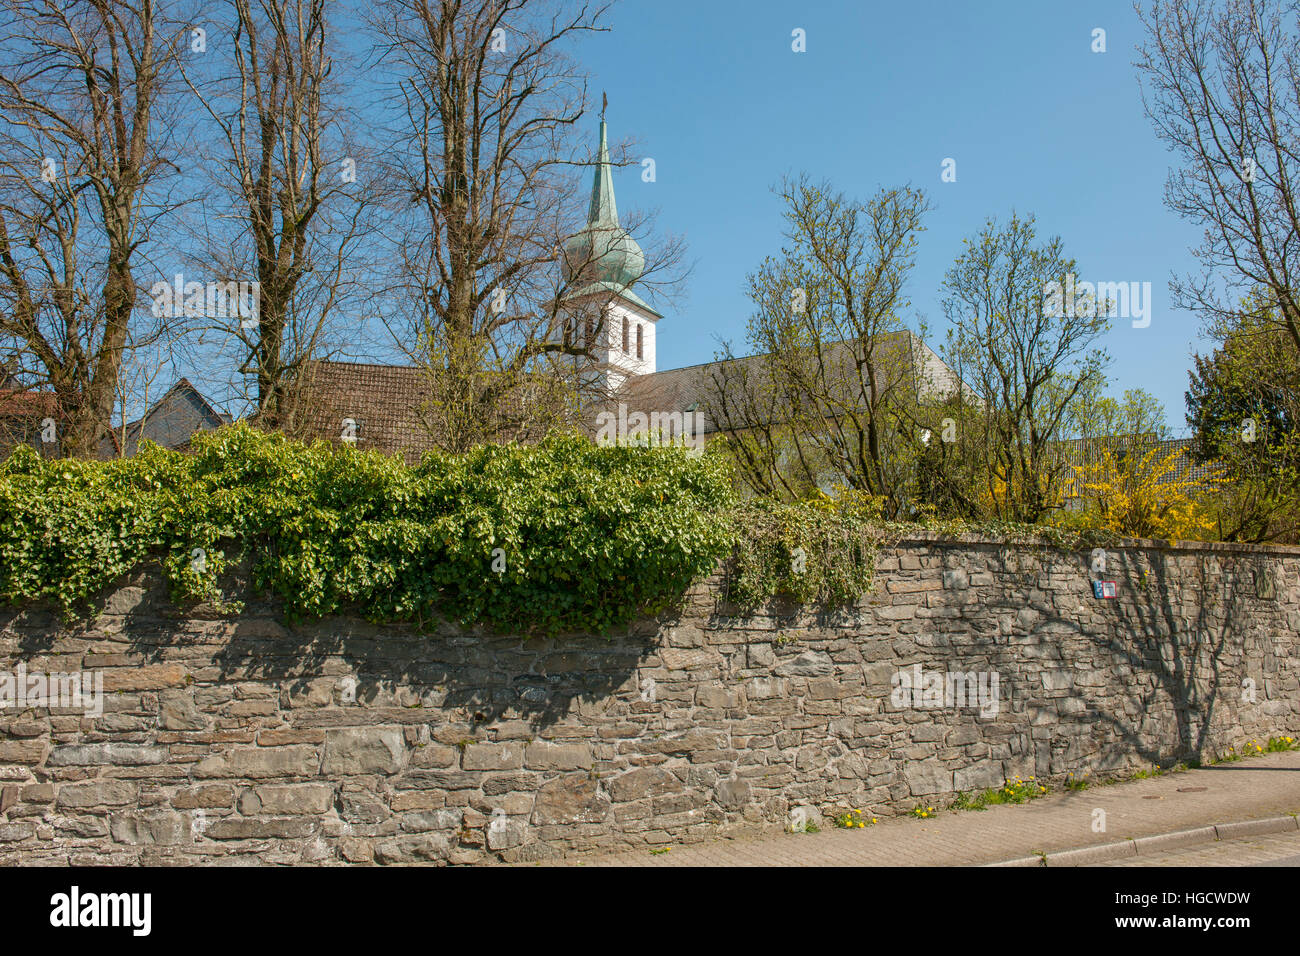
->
<box><xmin>0</xmin><ymin>425</ymin><xmax>736</xmax><ymax>634</ymax></box>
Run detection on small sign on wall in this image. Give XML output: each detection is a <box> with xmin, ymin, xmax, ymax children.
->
<box><xmin>1092</xmin><ymin>580</ymin><xmax>1117</xmax><ymax>599</ymax></box>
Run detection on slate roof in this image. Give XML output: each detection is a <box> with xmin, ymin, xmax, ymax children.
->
<box><xmin>102</xmin><ymin>378</ymin><xmax>231</xmax><ymax>457</ymax></box>
<box><xmin>0</xmin><ymin>387</ymin><xmax>60</xmax><ymax>458</ymax></box>
<box><xmin>0</xmin><ymin>388</ymin><xmax>58</xmax><ymax>418</ymax></box>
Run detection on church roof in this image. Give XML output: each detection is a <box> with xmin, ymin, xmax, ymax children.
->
<box><xmin>614</xmin><ymin>330</ymin><xmax>931</xmax><ymax>435</ymax></box>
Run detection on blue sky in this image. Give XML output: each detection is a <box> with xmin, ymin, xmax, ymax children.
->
<box><xmin>573</xmin><ymin>0</ymin><xmax>1208</xmax><ymax>435</ymax></box>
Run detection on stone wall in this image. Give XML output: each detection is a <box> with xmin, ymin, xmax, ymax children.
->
<box><xmin>1</xmin><ymin>535</ymin><xmax>1298</xmax><ymax>865</ymax></box>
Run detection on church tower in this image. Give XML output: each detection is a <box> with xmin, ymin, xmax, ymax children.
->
<box><xmin>561</xmin><ymin>110</ymin><xmax>662</xmax><ymax>392</ymax></box>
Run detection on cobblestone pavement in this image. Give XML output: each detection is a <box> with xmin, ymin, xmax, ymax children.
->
<box><xmin>1090</xmin><ymin>830</ymin><xmax>1300</xmax><ymax>867</ymax></box>
<box><xmin>544</xmin><ymin>751</ymin><xmax>1300</xmax><ymax>867</ymax></box>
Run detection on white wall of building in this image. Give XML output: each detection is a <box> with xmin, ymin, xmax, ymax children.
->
<box><xmin>599</xmin><ymin>298</ymin><xmax>658</xmax><ymax>391</ymax></box>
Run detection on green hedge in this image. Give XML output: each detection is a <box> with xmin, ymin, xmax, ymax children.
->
<box><xmin>0</xmin><ymin>424</ymin><xmax>737</xmax><ymax>634</ymax></box>
<box><xmin>0</xmin><ymin>424</ymin><xmax>909</xmax><ymax>632</ymax></box>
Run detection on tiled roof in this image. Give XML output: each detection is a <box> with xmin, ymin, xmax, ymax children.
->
<box><xmin>0</xmin><ymin>388</ymin><xmax>61</xmax><ymax>459</ymax></box>
<box><xmin>286</xmin><ymin>334</ymin><xmax>959</xmax><ymax>461</ymax></box>
<box><xmin>103</xmin><ymin>378</ymin><xmax>229</xmax><ymax>456</ymax></box>
<box><xmin>291</xmin><ymin>360</ymin><xmax>442</xmax><ymax>464</ymax></box>
<box><xmin>615</xmin><ymin>362</ymin><xmax>722</xmax><ymax>433</ymax></box>
<box><xmin>0</xmin><ymin>388</ymin><xmax>58</xmax><ymax>418</ymax></box>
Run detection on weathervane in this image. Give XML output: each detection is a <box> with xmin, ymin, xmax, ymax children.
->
<box><xmin>601</xmin><ymin>91</ymin><xmax>607</xmax><ymax>121</ymax></box>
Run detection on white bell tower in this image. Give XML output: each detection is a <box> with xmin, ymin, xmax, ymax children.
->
<box><xmin>561</xmin><ymin>105</ymin><xmax>662</xmax><ymax>392</ymax></box>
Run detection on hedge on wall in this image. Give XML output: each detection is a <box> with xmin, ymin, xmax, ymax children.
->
<box><xmin>725</xmin><ymin>490</ymin><xmax>888</xmax><ymax>608</ymax></box>
<box><xmin>0</xmin><ymin>424</ymin><xmax>737</xmax><ymax>634</ymax></box>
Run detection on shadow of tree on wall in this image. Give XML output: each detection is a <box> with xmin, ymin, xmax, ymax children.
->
<box><xmin>2</xmin><ymin>564</ymin><xmax>664</xmax><ymax>733</ymax></box>
<box><xmin>1082</xmin><ymin>548</ymin><xmax>1258</xmax><ymax>768</ymax></box>
<box><xmin>846</xmin><ymin>542</ymin><xmax>1278</xmax><ymax>783</ymax></box>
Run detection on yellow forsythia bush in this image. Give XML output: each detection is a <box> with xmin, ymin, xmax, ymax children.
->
<box><xmin>1056</xmin><ymin>445</ymin><xmax>1220</xmax><ymax>541</ymax></box>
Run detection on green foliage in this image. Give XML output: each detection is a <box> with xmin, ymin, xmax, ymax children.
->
<box><xmin>724</xmin><ymin>489</ymin><xmax>886</xmax><ymax>608</ymax></box>
<box><xmin>0</xmin><ymin>424</ymin><xmax>736</xmax><ymax>634</ymax></box>
<box><xmin>832</xmin><ymin>808</ymin><xmax>876</xmax><ymax>829</ymax></box>
<box><xmin>1186</xmin><ymin>298</ymin><xmax>1300</xmax><ymax>542</ymax></box>
<box><xmin>697</xmin><ymin>174</ymin><xmax>930</xmax><ymax>518</ymax></box>
<box><xmin>940</xmin><ymin>212</ymin><xmax>1111</xmax><ymax>524</ymax></box>
<box><xmin>950</xmin><ymin>776</ymin><xmax>1049</xmax><ymax>811</ymax></box>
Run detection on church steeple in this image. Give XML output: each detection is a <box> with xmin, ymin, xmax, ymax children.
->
<box><xmin>586</xmin><ymin>118</ymin><xmax>619</xmax><ymax>229</ymax></box>
<box><xmin>561</xmin><ymin>103</ymin><xmax>663</xmax><ymax>393</ymax></box>
<box><xmin>561</xmin><ymin>105</ymin><xmax>656</xmax><ymax>314</ymax></box>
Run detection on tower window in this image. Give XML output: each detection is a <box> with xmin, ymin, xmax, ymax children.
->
<box><xmin>636</xmin><ymin>324</ymin><xmax>643</xmax><ymax>360</ymax></box>
<box><xmin>621</xmin><ymin>316</ymin><xmax>629</xmax><ymax>353</ymax></box>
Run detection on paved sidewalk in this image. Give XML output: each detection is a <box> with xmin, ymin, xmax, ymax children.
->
<box><xmin>548</xmin><ymin>751</ymin><xmax>1300</xmax><ymax>866</ymax></box>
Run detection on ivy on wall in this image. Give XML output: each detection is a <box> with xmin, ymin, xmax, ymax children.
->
<box><xmin>0</xmin><ymin>425</ymin><xmax>738</xmax><ymax>634</ymax></box>
<box><xmin>725</xmin><ymin>490</ymin><xmax>888</xmax><ymax>608</ymax></box>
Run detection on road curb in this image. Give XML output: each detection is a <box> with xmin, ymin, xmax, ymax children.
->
<box><xmin>1213</xmin><ymin>815</ymin><xmax>1299</xmax><ymax>840</ymax></box>
<box><xmin>1046</xmin><ymin>840</ymin><xmax>1137</xmax><ymax>866</ymax></box>
<box><xmin>986</xmin><ymin>815</ymin><xmax>1300</xmax><ymax>867</ymax></box>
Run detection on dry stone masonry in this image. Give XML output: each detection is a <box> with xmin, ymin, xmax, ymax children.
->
<box><xmin>1</xmin><ymin>534</ymin><xmax>1297</xmax><ymax>864</ymax></box>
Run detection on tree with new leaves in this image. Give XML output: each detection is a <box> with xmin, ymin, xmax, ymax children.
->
<box><xmin>940</xmin><ymin>213</ymin><xmax>1110</xmax><ymax>523</ymax></box>
<box><xmin>1186</xmin><ymin>293</ymin><xmax>1300</xmax><ymax>541</ymax></box>
<box><xmin>698</xmin><ymin>174</ymin><xmax>932</xmax><ymax>516</ymax></box>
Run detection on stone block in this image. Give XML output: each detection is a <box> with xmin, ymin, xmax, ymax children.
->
<box><xmin>531</xmin><ymin>775</ymin><xmax>610</xmax><ymax>825</ymax></box>
<box><xmin>321</xmin><ymin>727</ymin><xmax>405</xmax><ymax>775</ymax></box>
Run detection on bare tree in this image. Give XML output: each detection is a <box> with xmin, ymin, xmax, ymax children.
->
<box><xmin>0</xmin><ymin>0</ymin><xmax>186</xmax><ymax>458</ymax></box>
<box><xmin>1136</xmin><ymin>0</ymin><xmax>1300</xmax><ymax>356</ymax></box>
<box><xmin>104</xmin><ymin>318</ymin><xmax>189</xmax><ymax>457</ymax></box>
<box><xmin>178</xmin><ymin>0</ymin><xmax>372</xmax><ymax>430</ymax></box>
<box><xmin>370</xmin><ymin>0</ymin><xmax>683</xmax><ymax>452</ymax></box>
<box><xmin>699</xmin><ymin>175</ymin><xmax>931</xmax><ymax>515</ymax></box>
